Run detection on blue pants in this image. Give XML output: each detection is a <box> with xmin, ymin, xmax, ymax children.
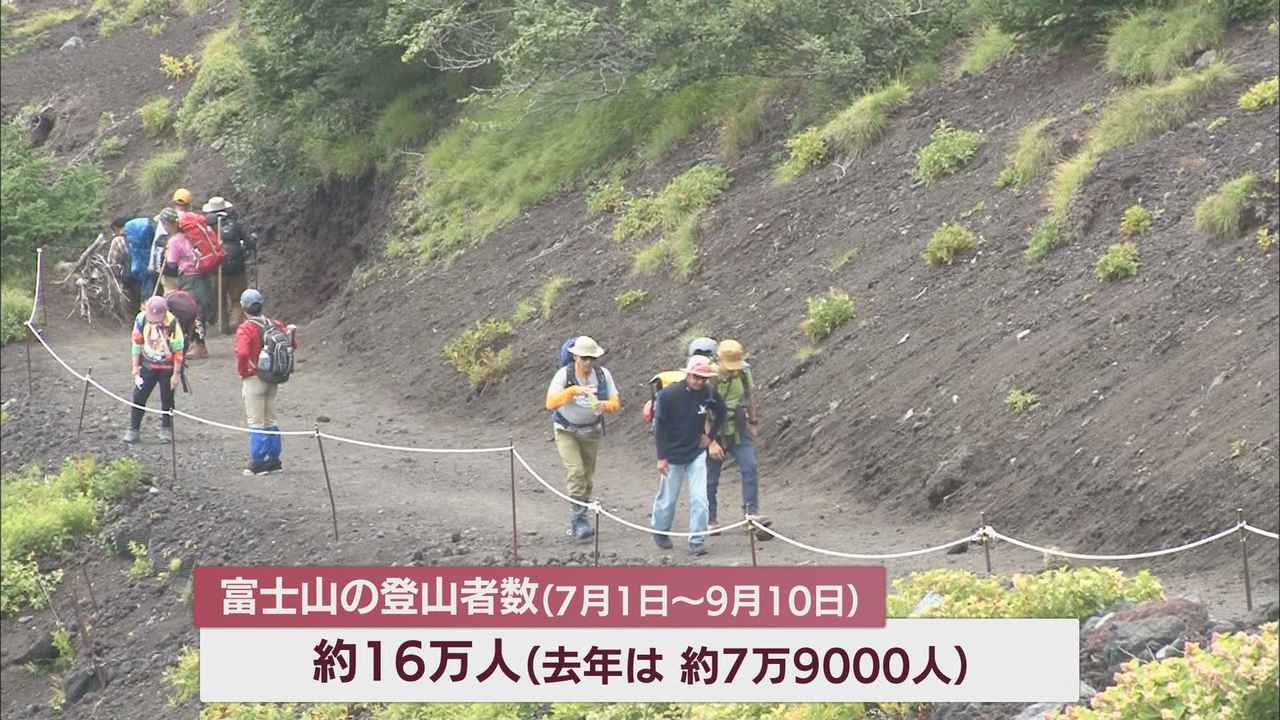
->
<box><xmin>706</xmin><ymin>435</ymin><xmax>760</xmax><ymax>521</ymax></box>
<box><xmin>651</xmin><ymin>452</ymin><xmax>709</xmax><ymax>549</ymax></box>
<box><xmin>249</xmin><ymin>426</ymin><xmax>282</xmax><ymax>464</ymax></box>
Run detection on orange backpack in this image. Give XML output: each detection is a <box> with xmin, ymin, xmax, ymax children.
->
<box><xmin>180</xmin><ymin>211</ymin><xmax>224</xmax><ymax>274</ymax></box>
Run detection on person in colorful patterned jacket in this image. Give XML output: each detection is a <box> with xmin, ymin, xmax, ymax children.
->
<box><xmin>123</xmin><ymin>296</ymin><xmax>184</xmax><ymax>444</ymax></box>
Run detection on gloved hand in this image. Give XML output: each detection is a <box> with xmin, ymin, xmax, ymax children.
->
<box><xmin>134</xmin><ymin>373</ymin><xmax>144</xmax><ymax>390</ymax></box>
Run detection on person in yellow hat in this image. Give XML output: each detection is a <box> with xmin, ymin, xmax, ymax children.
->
<box><xmin>706</xmin><ymin>339</ymin><xmax>769</xmax><ymax>536</ymax></box>
<box><xmin>545</xmin><ymin>336</ymin><xmax>621</xmax><ymax>540</ymax></box>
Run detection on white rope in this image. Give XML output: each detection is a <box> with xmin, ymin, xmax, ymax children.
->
<box><xmin>26</xmin><ymin>323</ymin><xmax>85</xmax><ymax>382</ymax></box>
<box><xmin>28</xmin><ymin>248</ymin><xmax>43</xmax><ymax>325</ymax></box>
<box><xmin>87</xmin><ymin>375</ymin><xmax>169</xmax><ymax>416</ymax></box>
<box><xmin>175</xmin><ymin>409</ymin><xmax>313</xmax><ymax>436</ymax></box>
<box><xmin>512</xmin><ymin>448</ymin><xmax>751</xmax><ymax>538</ymax></box>
<box><xmin>1244</xmin><ymin>524</ymin><xmax>1280</xmax><ymax>541</ymax></box>
<box><xmin>318</xmin><ymin>431</ymin><xmax>511</xmax><ymax>454</ymax></box>
<box><xmin>754</xmin><ymin>522</ymin><xmax>981</xmax><ymax>560</ymax></box>
<box><xmin>986</xmin><ymin>525</ymin><xmax>1244</xmax><ymax>561</ymax></box>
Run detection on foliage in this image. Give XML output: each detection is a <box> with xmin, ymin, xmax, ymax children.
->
<box><xmin>1054</xmin><ymin>623</ymin><xmax>1278</xmax><ymax>720</ymax></box>
<box><xmin>0</xmin><ymin>556</ymin><xmax>61</xmax><ymax>617</ymax></box>
<box><xmin>1025</xmin><ymin>214</ymin><xmax>1063</xmax><ymax>261</ymax></box>
<box><xmin>160</xmin><ymin>53</ymin><xmax>198</xmax><ymax>79</ymax></box>
<box><xmin>538</xmin><ymin>276</ymin><xmax>569</xmax><ymax>321</ymax></box>
<box><xmin>801</xmin><ymin>289</ymin><xmax>855</xmax><ymax>341</ymax></box>
<box><xmin>1044</xmin><ymin>149</ymin><xmax>1100</xmax><ymax>219</ymax></box>
<box><xmin>1238</xmin><ymin>75</ymin><xmax>1279</xmax><ymax>110</ymax></box>
<box><xmin>1259</xmin><ymin>226</ymin><xmax>1277</xmax><ymax>251</ymax></box>
<box><xmin>1</xmin><ymin>6</ymin><xmax>81</xmax><ymax>56</ymax></box>
<box><xmin>1</xmin><ymin>123</ymin><xmax>107</xmax><ymax>278</ymax></box>
<box><xmin>1006</xmin><ymin>388</ymin><xmax>1040</xmax><ymax>412</ymax></box>
<box><xmin>441</xmin><ymin>319</ymin><xmax>514</xmax><ymax>388</ymax></box>
<box><xmin>957</xmin><ymin>25</ymin><xmax>1016</xmax><ymax>76</ymax></box>
<box><xmin>973</xmin><ymin>0</ymin><xmax>1142</xmax><ymax>47</ymax></box>
<box><xmin>1119</xmin><ymin>204</ymin><xmax>1155</xmax><ymax>235</ymax></box>
<box><xmin>615</xmin><ymin>289</ymin><xmax>650</xmax><ymax>311</ymax></box>
<box><xmin>512</xmin><ymin>299</ymin><xmax>538</xmax><ymax>324</ymax></box>
<box><xmin>1094</xmin><ymin>242</ymin><xmax>1139</xmax><ymax>281</ymax></box>
<box><xmin>1104</xmin><ymin>3</ymin><xmax>1226</xmax><ymax>82</ymax></box>
<box><xmin>48</xmin><ymin>626</ymin><xmax>76</xmax><ymax>674</ymax></box>
<box><xmin>587</xmin><ymin>180</ymin><xmax>626</xmax><ymax>215</ymax></box>
<box><xmin>1194</xmin><ymin>173</ymin><xmax>1256</xmax><ymax>238</ymax></box>
<box><xmin>1206</xmin><ymin>115</ymin><xmax>1228</xmax><ymax>131</ymax></box>
<box><xmin>886</xmin><ymin>567</ymin><xmax>1163</xmax><ymax>619</ymax></box>
<box><xmin>128</xmin><ymin>541</ymin><xmax>155</xmax><ymax>577</ymax></box>
<box><xmin>94</xmin><ymin>135</ymin><xmax>128</xmax><ymax>160</ymax></box>
<box><xmin>164</xmin><ymin>645</ymin><xmax>200</xmax><ymax>705</ymax></box>
<box><xmin>776</xmin><ymin>82</ymin><xmax>910</xmax><ymax>181</ymax></box>
<box><xmin>719</xmin><ymin>82</ymin><xmax>782</xmax><ymax>158</ymax></box>
<box><xmin>923</xmin><ymin>223</ymin><xmax>977</xmax><ymax>265</ymax></box>
<box><xmin>136</xmin><ymin>149</ymin><xmax>187</xmax><ymax>197</ymax></box>
<box><xmin>913</xmin><ymin>120</ymin><xmax>983</xmax><ymax>187</ymax></box>
<box><xmin>175</xmin><ymin>27</ymin><xmax>252</xmax><ymax>144</ymax></box>
<box><xmin>996</xmin><ymin>117</ymin><xmax>1057</xmax><ymax>190</ymax></box>
<box><xmin>619</xmin><ymin>164</ymin><xmax>729</xmax><ymax>276</ymax></box>
<box><xmin>776</xmin><ymin>128</ymin><xmax>827</xmax><ymax>182</ymax></box>
<box><xmin>1</xmin><ymin>285</ymin><xmax>34</xmax><ymax>346</ymax></box>
<box><xmin>829</xmin><ymin>247</ymin><xmax>859</xmax><ymax>271</ymax></box>
<box><xmin>95</xmin><ymin>0</ymin><xmax>170</xmax><ymax>36</ymax></box>
<box><xmin>139</xmin><ymin>96</ymin><xmax>174</xmax><ymax>136</ymax></box>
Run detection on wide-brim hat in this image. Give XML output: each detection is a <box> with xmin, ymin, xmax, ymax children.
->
<box><xmin>717</xmin><ymin>339</ymin><xmax>746</xmax><ymax>370</ymax></box>
<box><xmin>202</xmin><ymin>196</ymin><xmax>233</xmax><ymax>213</ymax></box>
<box><xmin>570</xmin><ymin>335</ymin><xmax>605</xmax><ymax>358</ymax></box>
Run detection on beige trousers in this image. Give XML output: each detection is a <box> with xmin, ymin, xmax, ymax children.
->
<box><xmin>241</xmin><ymin>375</ymin><xmax>278</xmax><ymax>427</ymax></box>
<box><xmin>554</xmin><ymin>428</ymin><xmax>600</xmax><ymax>500</ymax></box>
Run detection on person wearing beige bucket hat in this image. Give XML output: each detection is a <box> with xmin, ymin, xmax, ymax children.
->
<box><xmin>203</xmin><ymin>195</ymin><xmax>256</xmax><ymax>333</ymax></box>
<box><xmin>706</xmin><ymin>339</ymin><xmax>771</xmax><ymax>539</ymax></box>
<box><xmin>545</xmin><ymin>336</ymin><xmax>621</xmax><ymax>539</ymax></box>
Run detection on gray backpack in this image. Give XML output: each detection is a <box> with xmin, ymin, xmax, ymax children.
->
<box><xmin>253</xmin><ymin>318</ymin><xmax>293</xmax><ymax>384</ymax></box>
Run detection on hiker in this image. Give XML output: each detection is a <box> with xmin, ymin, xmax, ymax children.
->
<box><xmin>107</xmin><ymin>218</ymin><xmax>134</xmax><ymax>307</ymax></box>
<box><xmin>123</xmin><ymin>296</ymin><xmax>184</xmax><ymax>444</ymax></box>
<box><xmin>157</xmin><ymin>208</ymin><xmax>211</xmax><ymax>359</ymax></box>
<box><xmin>705</xmin><ymin>339</ymin><xmax>769</xmax><ymax>536</ymax></box>
<box><xmin>119</xmin><ymin>216</ymin><xmax>157</xmax><ymax>304</ymax></box>
<box><xmin>640</xmin><ymin>337</ymin><xmax>718</xmax><ymax>424</ymax></box>
<box><xmin>234</xmin><ymin>289</ymin><xmax>297</xmax><ymax>475</ymax></box>
<box><xmin>203</xmin><ymin>196</ymin><xmax>256</xmax><ymax>334</ymax></box>
<box><xmin>651</xmin><ymin>355</ymin><xmax>726</xmax><ymax>556</ymax></box>
<box><xmin>180</xmin><ymin>208</ymin><xmax>224</xmax><ymax>328</ymax></box>
<box><xmin>148</xmin><ymin>188</ymin><xmax>194</xmax><ymax>289</ymax></box>
<box><xmin>545</xmin><ymin>336</ymin><xmax>621</xmax><ymax>539</ymax></box>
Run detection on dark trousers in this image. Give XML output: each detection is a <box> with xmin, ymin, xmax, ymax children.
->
<box><xmin>130</xmin><ymin>365</ymin><xmax>174</xmax><ymax>430</ymax></box>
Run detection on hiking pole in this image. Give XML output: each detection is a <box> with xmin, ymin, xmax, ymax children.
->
<box><xmin>314</xmin><ymin>425</ymin><xmax>339</xmax><ymax>541</ymax></box>
<box><xmin>980</xmin><ymin>511</ymin><xmax>992</xmax><ymax>575</ymax></box>
<box><xmin>747</xmin><ymin>516</ymin><xmax>759</xmax><ymax>567</ymax></box>
<box><xmin>169</xmin><ymin>409</ymin><xmax>178</xmax><ymax>488</ymax></box>
<box><xmin>77</xmin><ymin>366</ymin><xmax>93</xmax><ymax>441</ymax></box>
<box><xmin>508</xmin><ymin>434</ymin><xmax>519</xmax><ymax>564</ymax></box>
<box><xmin>215</xmin><ymin>216</ymin><xmax>224</xmax><ymax>334</ymax></box>
<box><xmin>1238</xmin><ymin>508</ymin><xmax>1253</xmax><ymax>612</ymax></box>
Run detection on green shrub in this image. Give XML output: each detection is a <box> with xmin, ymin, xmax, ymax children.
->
<box><xmin>1119</xmin><ymin>204</ymin><xmax>1155</xmax><ymax>236</ymax></box>
<box><xmin>136</xmin><ymin>149</ymin><xmax>186</xmax><ymax>197</ymax></box>
<box><xmin>996</xmin><ymin>117</ymin><xmax>1057</xmax><ymax>190</ymax></box>
<box><xmin>373</xmin><ymin>88</ymin><xmax>440</xmax><ymax>161</ymax></box>
<box><xmin>886</xmin><ymin>567</ymin><xmax>1163</xmax><ymax>619</ymax></box>
<box><xmin>175</xmin><ymin>27</ymin><xmax>251</xmax><ymax>144</ymax></box>
<box><xmin>94</xmin><ymin>135</ymin><xmax>127</xmax><ymax>160</ymax></box>
<box><xmin>1259</xmin><ymin>227</ymin><xmax>1277</xmax><ymax>251</ymax></box>
<box><xmin>1</xmin><ymin>124</ymin><xmax>107</xmax><ymax>277</ymax></box>
<box><xmin>538</xmin><ymin>276</ymin><xmax>569</xmax><ymax>321</ymax></box>
<box><xmin>622</xmin><ymin>164</ymin><xmax>729</xmax><ymax>276</ymax></box>
<box><xmin>913</xmin><ymin>120</ymin><xmax>983</xmax><ymax>187</ymax></box>
<box><xmin>1</xmin><ymin>285</ymin><xmax>34</xmax><ymax>346</ymax></box>
<box><xmin>1104</xmin><ymin>3</ymin><xmax>1226</xmax><ymax>82</ymax></box>
<box><xmin>163</xmin><ymin>646</ymin><xmax>200</xmax><ymax>705</ymax></box>
<box><xmin>801</xmin><ymin>289</ymin><xmax>855</xmax><ymax>341</ymax></box>
<box><xmin>615</xmin><ymin>289</ymin><xmax>650</xmax><ymax>311</ymax></box>
<box><xmin>95</xmin><ymin>0</ymin><xmax>169</xmax><ymax>36</ymax></box>
<box><xmin>1006</xmin><ymin>388</ymin><xmax>1040</xmax><ymax>412</ymax></box>
<box><xmin>1025</xmin><ymin>214</ymin><xmax>1063</xmax><ymax>260</ymax></box>
<box><xmin>957</xmin><ymin>25</ymin><xmax>1016</xmax><ymax>76</ymax></box>
<box><xmin>1194</xmin><ymin>173</ymin><xmax>1256</xmax><ymax>239</ymax></box>
<box><xmin>922</xmin><ymin>223</ymin><xmax>978</xmax><ymax>265</ymax></box>
<box><xmin>128</xmin><ymin>541</ymin><xmax>155</xmax><ymax>577</ymax></box>
<box><xmin>1094</xmin><ymin>242</ymin><xmax>1139</xmax><ymax>281</ymax></box>
<box><xmin>719</xmin><ymin>82</ymin><xmax>781</xmax><ymax>158</ymax></box>
<box><xmin>587</xmin><ymin>180</ymin><xmax>626</xmax><ymax>215</ymax></box>
<box><xmin>0</xmin><ymin>556</ymin><xmax>61</xmax><ymax>617</ymax></box>
<box><xmin>775</xmin><ymin>127</ymin><xmax>827</xmax><ymax>182</ymax></box>
<box><xmin>1206</xmin><ymin>115</ymin><xmax>1228</xmax><ymax>132</ymax></box>
<box><xmin>1054</xmin><ymin>623</ymin><xmax>1278</xmax><ymax>720</ymax></box>
<box><xmin>441</xmin><ymin>319</ymin><xmax>515</xmax><ymax>388</ymax></box>
<box><xmin>975</xmin><ymin>0</ymin><xmax>1137</xmax><ymax>47</ymax></box>
<box><xmin>775</xmin><ymin>82</ymin><xmax>910</xmax><ymax>181</ymax></box>
<box><xmin>512</xmin><ymin>299</ymin><xmax>538</xmax><ymax>324</ymax></box>
<box><xmin>1238</xmin><ymin>75</ymin><xmax>1279</xmax><ymax>110</ymax></box>
<box><xmin>139</xmin><ymin>96</ymin><xmax>173</xmax><ymax>137</ymax></box>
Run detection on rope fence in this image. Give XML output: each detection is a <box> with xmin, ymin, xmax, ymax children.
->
<box><xmin>12</xmin><ymin>254</ymin><xmax>1280</xmax><ymax>610</ymax></box>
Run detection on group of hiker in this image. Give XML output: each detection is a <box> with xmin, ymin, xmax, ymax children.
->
<box><xmin>112</xmin><ymin>188</ymin><xmax>298</xmax><ymax>476</ymax></box>
<box><xmin>545</xmin><ymin>336</ymin><xmax>767</xmax><ymax>556</ymax></box>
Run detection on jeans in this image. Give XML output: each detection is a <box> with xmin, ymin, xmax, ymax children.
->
<box><xmin>651</xmin><ymin>452</ymin><xmax>709</xmax><ymax>549</ymax></box>
<box><xmin>706</xmin><ymin>435</ymin><xmax>760</xmax><ymax>521</ymax></box>
<box><xmin>129</xmin><ymin>365</ymin><xmax>174</xmax><ymax>430</ymax></box>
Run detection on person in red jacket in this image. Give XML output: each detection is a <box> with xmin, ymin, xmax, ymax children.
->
<box><xmin>234</xmin><ymin>288</ymin><xmax>297</xmax><ymax>475</ymax></box>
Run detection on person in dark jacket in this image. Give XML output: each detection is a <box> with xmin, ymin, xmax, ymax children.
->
<box><xmin>202</xmin><ymin>196</ymin><xmax>256</xmax><ymax>334</ymax></box>
<box><xmin>650</xmin><ymin>355</ymin><xmax>726</xmax><ymax>556</ymax></box>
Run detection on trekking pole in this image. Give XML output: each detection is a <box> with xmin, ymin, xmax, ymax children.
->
<box><xmin>215</xmin><ymin>216</ymin><xmax>224</xmax><ymax>334</ymax></box>
<box><xmin>508</xmin><ymin>433</ymin><xmax>519</xmax><ymax>564</ymax></box>
<box><xmin>76</xmin><ymin>366</ymin><xmax>93</xmax><ymax>441</ymax></box>
<box><xmin>169</xmin><ymin>409</ymin><xmax>178</xmax><ymax>488</ymax></box>
<box><xmin>747</xmin><ymin>516</ymin><xmax>759</xmax><ymax>567</ymax></box>
<box><xmin>980</xmin><ymin>511</ymin><xmax>992</xmax><ymax>575</ymax></box>
<box><xmin>1238</xmin><ymin>508</ymin><xmax>1253</xmax><ymax>612</ymax></box>
<box><xmin>314</xmin><ymin>425</ymin><xmax>339</xmax><ymax>541</ymax></box>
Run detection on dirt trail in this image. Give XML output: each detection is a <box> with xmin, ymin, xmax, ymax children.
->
<box><xmin>4</xmin><ymin>313</ymin><xmax>1275</xmax><ymax>617</ymax></box>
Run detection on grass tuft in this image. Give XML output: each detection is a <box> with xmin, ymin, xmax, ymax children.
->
<box><xmin>441</xmin><ymin>319</ymin><xmax>514</xmax><ymax>388</ymax></box>
<box><xmin>914</xmin><ymin>120</ymin><xmax>983</xmax><ymax>187</ymax></box>
<box><xmin>996</xmin><ymin>117</ymin><xmax>1058</xmax><ymax>190</ymax></box>
<box><xmin>94</xmin><ymin>136</ymin><xmax>127</xmax><ymax>160</ymax></box>
<box><xmin>775</xmin><ymin>82</ymin><xmax>909</xmax><ymax>181</ymax></box>
<box><xmin>538</xmin><ymin>276</ymin><xmax>569</xmax><ymax>321</ymax></box>
<box><xmin>95</xmin><ymin>0</ymin><xmax>169</xmax><ymax>36</ymax></box>
<box><xmin>620</xmin><ymin>164</ymin><xmax>729</xmax><ymax>276</ymax></box>
<box><xmin>1104</xmin><ymin>3</ymin><xmax>1226</xmax><ymax>82</ymax></box>
<box><xmin>1025</xmin><ymin>215</ymin><xmax>1064</xmax><ymax>261</ymax></box>
<box><xmin>615</xmin><ymin>290</ymin><xmax>650</xmax><ymax>311</ymax></box>
<box><xmin>1119</xmin><ymin>204</ymin><xmax>1156</xmax><ymax>236</ymax></box>
<box><xmin>1238</xmin><ymin>76</ymin><xmax>1279</xmax><ymax>110</ymax></box>
<box><xmin>139</xmin><ymin>96</ymin><xmax>173</xmax><ymax>137</ymax></box>
<box><xmin>1095</xmin><ymin>242</ymin><xmax>1140</xmax><ymax>281</ymax></box>
<box><xmin>801</xmin><ymin>289</ymin><xmax>856</xmax><ymax>341</ymax></box>
<box><xmin>136</xmin><ymin>149</ymin><xmax>186</xmax><ymax>197</ymax></box>
<box><xmin>1006</xmin><ymin>388</ymin><xmax>1040</xmax><ymax>412</ymax></box>
<box><xmin>923</xmin><ymin>223</ymin><xmax>978</xmax><ymax>265</ymax></box>
<box><xmin>719</xmin><ymin>81</ymin><xmax>782</xmax><ymax>158</ymax></box>
<box><xmin>957</xmin><ymin>25</ymin><xmax>1016</xmax><ymax>77</ymax></box>
<box><xmin>1194</xmin><ymin>173</ymin><xmax>1256</xmax><ymax>239</ymax></box>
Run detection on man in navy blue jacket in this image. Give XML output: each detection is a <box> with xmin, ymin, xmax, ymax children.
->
<box><xmin>651</xmin><ymin>355</ymin><xmax>726</xmax><ymax>556</ymax></box>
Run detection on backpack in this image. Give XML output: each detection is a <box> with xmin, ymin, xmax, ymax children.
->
<box><xmin>208</xmin><ymin>211</ymin><xmax>248</xmax><ymax>275</ymax></box>
<box><xmin>181</xmin><ymin>212</ymin><xmax>224</xmax><ymax>274</ymax></box>
<box><xmin>252</xmin><ymin>318</ymin><xmax>293</xmax><ymax>384</ymax></box>
<box><xmin>552</xmin><ymin>337</ymin><xmax>609</xmax><ymax>433</ymax></box>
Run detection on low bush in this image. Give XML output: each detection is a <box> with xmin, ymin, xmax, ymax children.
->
<box><xmin>139</xmin><ymin>96</ymin><xmax>173</xmax><ymax>136</ymax></box>
<box><xmin>801</xmin><ymin>289</ymin><xmax>855</xmax><ymax>341</ymax></box>
<box><xmin>1006</xmin><ymin>388</ymin><xmax>1040</xmax><ymax>412</ymax></box>
<box><xmin>719</xmin><ymin>81</ymin><xmax>782</xmax><ymax>158</ymax></box>
<box><xmin>1238</xmin><ymin>75</ymin><xmax>1279</xmax><ymax>110</ymax></box>
<box><xmin>922</xmin><ymin>223</ymin><xmax>977</xmax><ymax>265</ymax></box>
<box><xmin>1104</xmin><ymin>3</ymin><xmax>1226</xmax><ymax>82</ymax></box>
<box><xmin>587</xmin><ymin>180</ymin><xmax>625</xmax><ymax>215</ymax></box>
<box><xmin>128</xmin><ymin>541</ymin><xmax>154</xmax><ymax>578</ymax></box>
<box><xmin>1194</xmin><ymin>173</ymin><xmax>1256</xmax><ymax>239</ymax></box>
<box><xmin>136</xmin><ymin>149</ymin><xmax>187</xmax><ymax>197</ymax></box>
<box><xmin>1118</xmin><ymin>204</ymin><xmax>1154</xmax><ymax>236</ymax></box>
<box><xmin>0</xmin><ymin>557</ymin><xmax>61</xmax><ymax>617</ymax></box>
<box><xmin>163</xmin><ymin>646</ymin><xmax>200</xmax><ymax>705</ymax></box>
<box><xmin>1</xmin><ymin>286</ymin><xmax>34</xmax><ymax>346</ymax></box>
<box><xmin>1025</xmin><ymin>214</ymin><xmax>1063</xmax><ymax>261</ymax></box>
<box><xmin>913</xmin><ymin>120</ymin><xmax>983</xmax><ymax>187</ymax></box>
<box><xmin>775</xmin><ymin>82</ymin><xmax>910</xmax><ymax>181</ymax></box>
<box><xmin>775</xmin><ymin>128</ymin><xmax>827</xmax><ymax>182</ymax></box>
<box><xmin>512</xmin><ymin>299</ymin><xmax>537</xmax><ymax>325</ymax></box>
<box><xmin>1094</xmin><ymin>242</ymin><xmax>1139</xmax><ymax>281</ymax></box>
<box><xmin>957</xmin><ymin>25</ymin><xmax>1016</xmax><ymax>76</ymax></box>
<box><xmin>1054</xmin><ymin>623</ymin><xmax>1278</xmax><ymax>720</ymax></box>
<box><xmin>94</xmin><ymin>135</ymin><xmax>127</xmax><ymax>160</ymax></box>
<box><xmin>886</xmin><ymin>567</ymin><xmax>1163</xmax><ymax>619</ymax></box>
<box><xmin>441</xmin><ymin>319</ymin><xmax>515</xmax><ymax>389</ymax></box>
<box><xmin>158</xmin><ymin>53</ymin><xmax>197</xmax><ymax>80</ymax></box>
<box><xmin>996</xmin><ymin>117</ymin><xmax>1057</xmax><ymax>190</ymax></box>
<box><xmin>615</xmin><ymin>289</ymin><xmax>650</xmax><ymax>311</ymax></box>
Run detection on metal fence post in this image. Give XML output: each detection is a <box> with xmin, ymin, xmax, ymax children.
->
<box><xmin>1238</xmin><ymin>508</ymin><xmax>1253</xmax><ymax>612</ymax></box>
<box><xmin>77</xmin><ymin>367</ymin><xmax>93</xmax><ymax>441</ymax></box>
<box><xmin>314</xmin><ymin>426</ymin><xmax>339</xmax><ymax>541</ymax></box>
<box><xmin>980</xmin><ymin>511</ymin><xmax>992</xmax><ymax>575</ymax></box>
